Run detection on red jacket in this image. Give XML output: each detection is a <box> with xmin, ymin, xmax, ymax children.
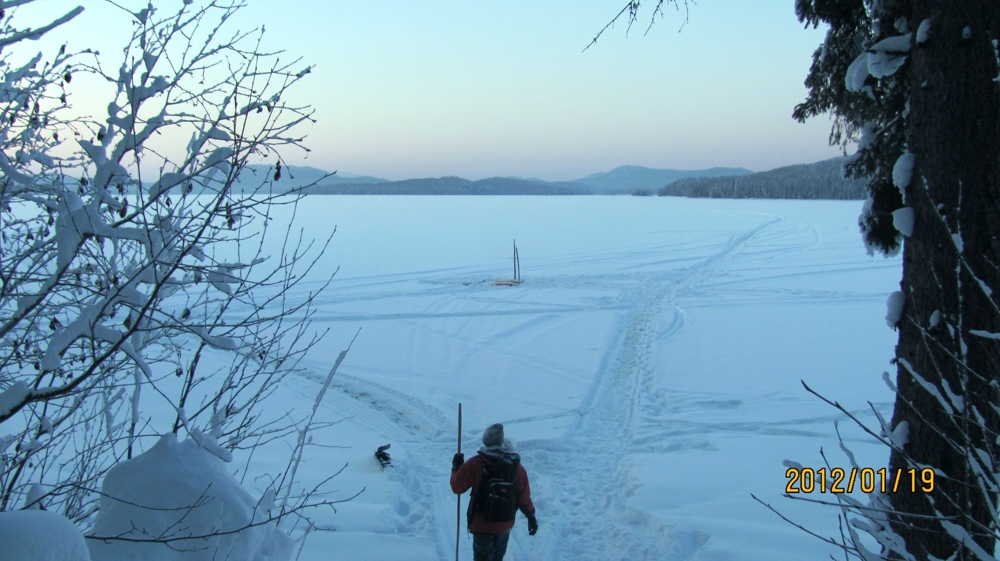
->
<box><xmin>450</xmin><ymin>452</ymin><xmax>535</xmax><ymax>534</ymax></box>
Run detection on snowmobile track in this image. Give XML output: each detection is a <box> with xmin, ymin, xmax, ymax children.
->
<box><xmin>508</xmin><ymin>218</ymin><xmax>780</xmax><ymax>561</ymax></box>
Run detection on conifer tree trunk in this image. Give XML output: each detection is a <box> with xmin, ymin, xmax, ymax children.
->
<box><xmin>888</xmin><ymin>2</ymin><xmax>1000</xmax><ymax>558</ymax></box>
<box><xmin>606</xmin><ymin>1</ymin><xmax>1000</xmax><ymax>557</ymax></box>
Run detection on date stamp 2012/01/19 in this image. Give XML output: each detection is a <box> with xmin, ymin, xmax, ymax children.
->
<box><xmin>785</xmin><ymin>467</ymin><xmax>935</xmax><ymax>494</ymax></box>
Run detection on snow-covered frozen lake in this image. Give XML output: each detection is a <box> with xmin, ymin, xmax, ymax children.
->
<box><xmin>239</xmin><ymin>195</ymin><xmax>902</xmax><ymax>560</ymax></box>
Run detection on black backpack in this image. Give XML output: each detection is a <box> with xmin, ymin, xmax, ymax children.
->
<box><xmin>471</xmin><ymin>452</ymin><xmax>521</xmax><ymax>523</ymax></box>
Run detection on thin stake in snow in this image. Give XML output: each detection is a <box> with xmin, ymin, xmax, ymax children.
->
<box><xmin>493</xmin><ymin>240</ymin><xmax>522</xmax><ymax>286</ymax></box>
<box><xmin>456</xmin><ymin>402</ymin><xmax>462</xmax><ymax>561</ymax></box>
<box><xmin>515</xmin><ymin>240</ymin><xmax>521</xmax><ymax>282</ymax></box>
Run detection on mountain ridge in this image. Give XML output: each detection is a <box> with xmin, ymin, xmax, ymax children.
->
<box><xmin>575</xmin><ymin>165</ymin><xmax>754</xmax><ymax>194</ymax></box>
<box><xmin>289</xmin><ymin>164</ymin><xmax>757</xmax><ymax>195</ymax></box>
<box><xmin>301</xmin><ymin>175</ymin><xmax>591</xmax><ymax>195</ymax></box>
<box><xmin>237</xmin><ymin>161</ymin><xmax>847</xmax><ymax>196</ymax></box>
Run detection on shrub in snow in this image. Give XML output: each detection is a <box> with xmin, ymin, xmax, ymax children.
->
<box><xmin>0</xmin><ymin>510</ymin><xmax>91</xmax><ymax>561</ymax></box>
<box><xmin>88</xmin><ymin>434</ymin><xmax>291</xmax><ymax>561</ymax></box>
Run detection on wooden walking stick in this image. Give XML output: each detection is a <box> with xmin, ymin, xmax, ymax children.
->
<box><xmin>456</xmin><ymin>403</ymin><xmax>462</xmax><ymax>561</ymax></box>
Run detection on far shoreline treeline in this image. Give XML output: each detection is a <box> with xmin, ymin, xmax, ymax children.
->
<box><xmin>233</xmin><ymin>158</ymin><xmax>865</xmax><ymax>200</ymax></box>
<box><xmin>657</xmin><ymin>157</ymin><xmax>866</xmax><ymax>200</ymax></box>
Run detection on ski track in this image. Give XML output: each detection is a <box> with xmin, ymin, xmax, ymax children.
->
<box><xmin>287</xmin><ymin>211</ymin><xmax>887</xmax><ymax>560</ymax></box>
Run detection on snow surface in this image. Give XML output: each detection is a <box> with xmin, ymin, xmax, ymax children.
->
<box><xmin>12</xmin><ymin>196</ymin><xmax>901</xmax><ymax>560</ymax></box>
<box><xmin>194</xmin><ymin>196</ymin><xmax>902</xmax><ymax>561</ymax></box>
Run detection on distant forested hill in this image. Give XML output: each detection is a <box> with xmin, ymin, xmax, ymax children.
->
<box><xmin>240</xmin><ymin>164</ymin><xmax>760</xmax><ymax>195</ymax></box>
<box><xmin>577</xmin><ymin>165</ymin><xmax>752</xmax><ymax>194</ymax></box>
<box><xmin>305</xmin><ymin>176</ymin><xmax>592</xmax><ymax>195</ymax></box>
<box><xmin>313</xmin><ymin>166</ymin><xmax>757</xmax><ymax>195</ymax></box>
<box><xmin>236</xmin><ymin>164</ymin><xmax>387</xmax><ymax>192</ymax></box>
<box><xmin>658</xmin><ymin>158</ymin><xmax>867</xmax><ymax>200</ymax></box>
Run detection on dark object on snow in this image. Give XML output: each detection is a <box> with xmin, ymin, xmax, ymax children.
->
<box><xmin>375</xmin><ymin>444</ymin><xmax>392</xmax><ymax>468</ymax></box>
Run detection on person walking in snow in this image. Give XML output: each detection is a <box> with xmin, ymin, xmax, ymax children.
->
<box><xmin>451</xmin><ymin>423</ymin><xmax>537</xmax><ymax>561</ymax></box>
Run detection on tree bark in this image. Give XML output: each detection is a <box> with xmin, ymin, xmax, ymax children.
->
<box><xmin>889</xmin><ymin>2</ymin><xmax>1000</xmax><ymax>559</ymax></box>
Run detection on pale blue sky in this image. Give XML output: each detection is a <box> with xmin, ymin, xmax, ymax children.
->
<box><xmin>34</xmin><ymin>1</ymin><xmax>839</xmax><ymax>181</ymax></box>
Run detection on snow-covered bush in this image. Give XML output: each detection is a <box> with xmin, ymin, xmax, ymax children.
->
<box><xmin>88</xmin><ymin>434</ymin><xmax>292</xmax><ymax>561</ymax></box>
<box><xmin>0</xmin><ymin>0</ymin><xmax>340</xmax><ymax>555</ymax></box>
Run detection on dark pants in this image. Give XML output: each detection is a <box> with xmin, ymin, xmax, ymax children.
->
<box><xmin>472</xmin><ymin>532</ymin><xmax>510</xmax><ymax>561</ymax></box>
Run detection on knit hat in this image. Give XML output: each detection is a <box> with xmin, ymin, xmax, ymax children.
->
<box><xmin>482</xmin><ymin>423</ymin><xmax>504</xmax><ymax>447</ymax></box>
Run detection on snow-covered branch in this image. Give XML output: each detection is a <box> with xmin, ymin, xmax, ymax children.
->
<box><xmin>0</xmin><ymin>1</ymin><xmax>345</xmax><ymax>555</ymax></box>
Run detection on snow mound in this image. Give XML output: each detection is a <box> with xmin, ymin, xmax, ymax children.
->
<box><xmin>0</xmin><ymin>381</ymin><xmax>30</xmax><ymax>418</ymax></box>
<box><xmin>886</xmin><ymin>291</ymin><xmax>905</xmax><ymax>328</ymax></box>
<box><xmin>917</xmin><ymin>19</ymin><xmax>931</xmax><ymax>44</ymax></box>
<box><xmin>886</xmin><ymin>420</ymin><xmax>910</xmax><ymax>448</ymax></box>
<box><xmin>848</xmin><ymin>33</ymin><xmax>913</xmax><ymax>90</ymax></box>
<box><xmin>868</xmin><ymin>34</ymin><xmax>912</xmax><ymax>79</ymax></box>
<box><xmin>929</xmin><ymin>309</ymin><xmax>941</xmax><ymax>328</ymax></box>
<box><xmin>952</xmin><ymin>233</ymin><xmax>964</xmax><ymax>253</ymax></box>
<box><xmin>857</xmin><ymin>121</ymin><xmax>877</xmax><ymax>151</ymax></box>
<box><xmin>88</xmin><ymin>434</ymin><xmax>292</xmax><ymax>561</ymax></box>
<box><xmin>0</xmin><ymin>510</ymin><xmax>91</xmax><ymax>561</ymax></box>
<box><xmin>892</xmin><ymin>151</ymin><xmax>915</xmax><ymax>195</ymax></box>
<box><xmin>892</xmin><ymin>207</ymin><xmax>914</xmax><ymax>237</ymax></box>
<box><xmin>845</xmin><ymin>52</ymin><xmax>870</xmax><ymax>92</ymax></box>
